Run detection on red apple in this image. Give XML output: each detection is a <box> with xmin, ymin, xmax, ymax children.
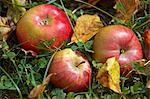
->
<box><xmin>48</xmin><ymin>48</ymin><xmax>92</xmax><ymax>92</ymax></box>
<box><xmin>16</xmin><ymin>4</ymin><xmax>72</xmax><ymax>53</ymax></box>
<box><xmin>93</xmin><ymin>25</ymin><xmax>143</xmax><ymax>74</ymax></box>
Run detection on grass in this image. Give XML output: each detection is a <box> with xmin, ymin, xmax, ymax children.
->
<box><xmin>0</xmin><ymin>0</ymin><xmax>150</xmax><ymax>99</ymax></box>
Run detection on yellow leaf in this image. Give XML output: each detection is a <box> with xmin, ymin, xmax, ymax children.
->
<box><xmin>70</xmin><ymin>14</ymin><xmax>103</xmax><ymax>44</ymax></box>
<box><xmin>96</xmin><ymin>57</ymin><xmax>121</xmax><ymax>93</ymax></box>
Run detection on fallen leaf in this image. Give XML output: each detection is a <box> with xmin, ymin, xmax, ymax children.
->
<box><xmin>136</xmin><ymin>60</ymin><xmax>150</xmax><ymax>76</ymax></box>
<box><xmin>146</xmin><ymin>80</ymin><xmax>150</xmax><ymax>88</ymax></box>
<box><xmin>0</xmin><ymin>16</ymin><xmax>15</xmax><ymax>48</ymax></box>
<box><xmin>143</xmin><ymin>29</ymin><xmax>150</xmax><ymax>60</ymax></box>
<box><xmin>2</xmin><ymin>0</ymin><xmax>26</xmax><ymax>23</ymax></box>
<box><xmin>96</xmin><ymin>57</ymin><xmax>121</xmax><ymax>93</ymax></box>
<box><xmin>87</xmin><ymin>0</ymin><xmax>100</xmax><ymax>6</ymax></box>
<box><xmin>146</xmin><ymin>80</ymin><xmax>150</xmax><ymax>98</ymax></box>
<box><xmin>70</xmin><ymin>14</ymin><xmax>103</xmax><ymax>44</ymax></box>
<box><xmin>114</xmin><ymin>0</ymin><xmax>140</xmax><ymax>22</ymax></box>
<box><xmin>28</xmin><ymin>74</ymin><xmax>54</xmax><ymax>99</ymax></box>
<box><xmin>0</xmin><ymin>17</ymin><xmax>11</xmax><ymax>40</ymax></box>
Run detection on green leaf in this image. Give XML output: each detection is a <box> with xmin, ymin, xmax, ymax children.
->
<box><xmin>34</xmin><ymin>73</ymin><xmax>42</xmax><ymax>81</ymax></box>
<box><xmin>66</xmin><ymin>92</ymin><xmax>75</xmax><ymax>99</ymax></box>
<box><xmin>2</xmin><ymin>51</ymin><xmax>16</xmax><ymax>59</ymax></box>
<box><xmin>130</xmin><ymin>82</ymin><xmax>145</xmax><ymax>94</ymax></box>
<box><xmin>4</xmin><ymin>80</ymin><xmax>13</xmax><ymax>88</ymax></box>
<box><xmin>74</xmin><ymin>95</ymin><xmax>84</xmax><ymax>99</ymax></box>
<box><xmin>85</xmin><ymin>94</ymin><xmax>90</xmax><ymax>99</ymax></box>
<box><xmin>122</xmin><ymin>87</ymin><xmax>130</xmax><ymax>95</ymax></box>
<box><xmin>85</xmin><ymin>40</ymin><xmax>93</xmax><ymax>50</ymax></box>
<box><xmin>38</xmin><ymin>58</ymin><xmax>47</xmax><ymax>68</ymax></box>
<box><xmin>37</xmin><ymin>38</ymin><xmax>55</xmax><ymax>50</ymax></box>
<box><xmin>51</xmin><ymin>89</ymin><xmax>66</xmax><ymax>99</ymax></box>
<box><xmin>0</xmin><ymin>75</ymin><xmax>16</xmax><ymax>90</ymax></box>
<box><xmin>25</xmin><ymin>63</ymin><xmax>32</xmax><ymax>68</ymax></box>
<box><xmin>134</xmin><ymin>62</ymin><xmax>150</xmax><ymax>76</ymax></box>
<box><xmin>77</xmin><ymin>41</ymin><xmax>84</xmax><ymax>46</ymax></box>
<box><xmin>71</xmin><ymin>45</ymin><xmax>78</xmax><ymax>50</ymax></box>
<box><xmin>104</xmin><ymin>94</ymin><xmax>120</xmax><ymax>99</ymax></box>
<box><xmin>2</xmin><ymin>40</ymin><xmax>9</xmax><ymax>50</ymax></box>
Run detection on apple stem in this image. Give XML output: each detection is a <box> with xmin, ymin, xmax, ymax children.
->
<box><xmin>40</xmin><ymin>17</ymin><xmax>49</xmax><ymax>25</ymax></box>
<box><xmin>120</xmin><ymin>49</ymin><xmax>125</xmax><ymax>54</ymax></box>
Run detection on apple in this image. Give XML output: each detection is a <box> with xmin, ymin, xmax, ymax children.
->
<box><xmin>93</xmin><ymin>25</ymin><xmax>143</xmax><ymax>74</ymax></box>
<box><xmin>16</xmin><ymin>4</ymin><xmax>72</xmax><ymax>53</ymax></box>
<box><xmin>48</xmin><ymin>48</ymin><xmax>92</xmax><ymax>92</ymax></box>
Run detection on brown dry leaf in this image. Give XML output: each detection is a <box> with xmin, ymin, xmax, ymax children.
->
<box><xmin>143</xmin><ymin>29</ymin><xmax>150</xmax><ymax>44</ymax></box>
<box><xmin>70</xmin><ymin>14</ymin><xmax>103</xmax><ymax>44</ymax></box>
<box><xmin>96</xmin><ymin>57</ymin><xmax>121</xmax><ymax>93</ymax></box>
<box><xmin>28</xmin><ymin>74</ymin><xmax>54</xmax><ymax>99</ymax></box>
<box><xmin>143</xmin><ymin>29</ymin><xmax>150</xmax><ymax>60</ymax></box>
<box><xmin>146</xmin><ymin>83</ymin><xmax>150</xmax><ymax>98</ymax></box>
<box><xmin>146</xmin><ymin>80</ymin><xmax>150</xmax><ymax>88</ymax></box>
<box><xmin>2</xmin><ymin>0</ymin><xmax>26</xmax><ymax>23</ymax></box>
<box><xmin>88</xmin><ymin>0</ymin><xmax>101</xmax><ymax>6</ymax></box>
<box><xmin>114</xmin><ymin>0</ymin><xmax>140</xmax><ymax>21</ymax></box>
